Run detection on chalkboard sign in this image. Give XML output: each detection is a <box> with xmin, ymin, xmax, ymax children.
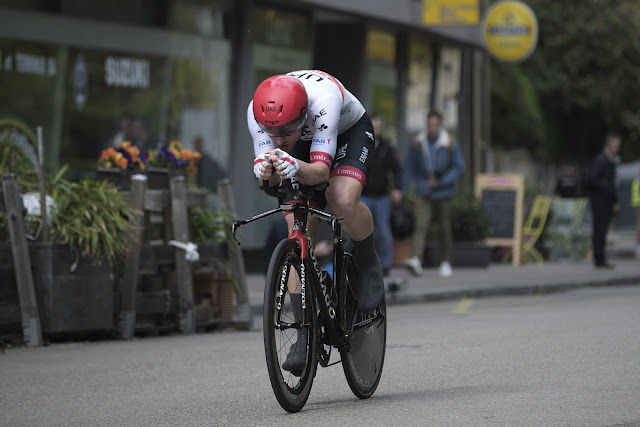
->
<box><xmin>475</xmin><ymin>174</ymin><xmax>525</xmax><ymax>266</ymax></box>
<box><xmin>481</xmin><ymin>189</ymin><xmax>516</xmax><ymax>238</ymax></box>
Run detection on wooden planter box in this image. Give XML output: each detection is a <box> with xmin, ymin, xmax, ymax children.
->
<box><xmin>1</xmin><ymin>242</ymin><xmax>114</xmax><ymax>335</ymax></box>
<box><xmin>146</xmin><ymin>167</ymin><xmax>192</xmax><ymax>190</ymax></box>
<box><xmin>193</xmin><ymin>272</ymin><xmax>235</xmax><ymax>321</ymax></box>
<box><xmin>145</xmin><ymin>167</ymin><xmax>198</xmax><ymax>190</ymax></box>
<box><xmin>28</xmin><ymin>243</ymin><xmax>114</xmax><ymax>335</ymax></box>
<box><xmin>96</xmin><ymin>167</ymin><xmax>131</xmax><ymax>191</ymax></box>
<box><xmin>426</xmin><ymin>242</ymin><xmax>492</xmax><ymax>268</ymax></box>
<box><xmin>393</xmin><ymin>238</ymin><xmax>492</xmax><ymax>269</ymax></box>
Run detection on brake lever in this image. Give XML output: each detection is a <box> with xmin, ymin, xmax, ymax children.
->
<box><xmin>231</xmin><ymin>220</ymin><xmax>245</xmax><ymax>245</ymax></box>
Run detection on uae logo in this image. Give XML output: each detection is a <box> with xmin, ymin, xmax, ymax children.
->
<box><xmin>73</xmin><ymin>54</ymin><xmax>88</xmax><ymax>111</ymax></box>
<box><xmin>335</xmin><ymin>144</ymin><xmax>348</xmax><ymax>161</ymax></box>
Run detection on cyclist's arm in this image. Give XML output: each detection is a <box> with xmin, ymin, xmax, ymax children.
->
<box><xmin>296</xmin><ymin>96</ymin><xmax>341</xmax><ymax>185</ymax></box>
<box><xmin>287</xmin><ymin>157</ymin><xmax>330</xmax><ymax>185</ymax></box>
<box><xmin>247</xmin><ymin>102</ymin><xmax>280</xmax><ymax>185</ymax></box>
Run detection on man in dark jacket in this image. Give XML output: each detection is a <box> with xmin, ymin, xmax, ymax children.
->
<box><xmin>588</xmin><ymin>134</ymin><xmax>621</xmax><ymax>268</ymax></box>
<box><xmin>361</xmin><ymin>115</ymin><xmax>402</xmax><ymax>276</ymax></box>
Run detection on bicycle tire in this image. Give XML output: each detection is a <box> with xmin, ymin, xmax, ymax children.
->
<box><xmin>263</xmin><ymin>238</ymin><xmax>318</xmax><ymax>412</ymax></box>
<box><xmin>340</xmin><ymin>267</ymin><xmax>386</xmax><ymax>399</ymax></box>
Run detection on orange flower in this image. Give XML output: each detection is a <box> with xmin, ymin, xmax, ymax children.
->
<box><xmin>193</xmin><ymin>151</ymin><xmax>202</xmax><ymax>163</ymax></box>
<box><xmin>181</xmin><ymin>149</ymin><xmax>193</xmax><ymax>160</ymax></box>
<box><xmin>128</xmin><ymin>146</ymin><xmax>140</xmax><ymax>161</ymax></box>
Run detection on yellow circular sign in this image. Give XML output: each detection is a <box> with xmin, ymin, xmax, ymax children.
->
<box><xmin>483</xmin><ymin>0</ymin><xmax>538</xmax><ymax>62</ymax></box>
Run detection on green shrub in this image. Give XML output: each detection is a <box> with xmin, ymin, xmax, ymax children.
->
<box><xmin>49</xmin><ymin>178</ymin><xmax>138</xmax><ymax>267</ymax></box>
<box><xmin>451</xmin><ymin>193</ymin><xmax>491</xmax><ymax>242</ymax></box>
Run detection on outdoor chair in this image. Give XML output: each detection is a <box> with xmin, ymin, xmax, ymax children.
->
<box><xmin>547</xmin><ymin>197</ymin><xmax>590</xmax><ymax>262</ymax></box>
<box><xmin>500</xmin><ymin>195</ymin><xmax>553</xmax><ymax>264</ymax></box>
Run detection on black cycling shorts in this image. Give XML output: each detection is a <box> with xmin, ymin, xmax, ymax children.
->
<box><xmin>284</xmin><ymin>112</ymin><xmax>374</xmax><ymax>209</ymax></box>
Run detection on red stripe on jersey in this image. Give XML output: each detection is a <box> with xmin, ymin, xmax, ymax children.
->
<box><xmin>330</xmin><ymin>166</ymin><xmax>367</xmax><ymax>187</ymax></box>
<box><xmin>254</xmin><ymin>158</ymin><xmax>267</xmax><ymax>165</ymax></box>
<box><xmin>310</xmin><ymin>151</ymin><xmax>333</xmax><ymax>168</ymax></box>
<box><xmin>313</xmin><ymin>70</ymin><xmax>345</xmax><ymax>101</ymax></box>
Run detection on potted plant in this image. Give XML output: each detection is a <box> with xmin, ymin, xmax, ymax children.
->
<box><xmin>96</xmin><ymin>141</ymin><xmax>146</xmax><ymax>191</ymax></box>
<box><xmin>189</xmin><ymin>205</ymin><xmax>239</xmax><ymax>322</ymax></box>
<box><xmin>25</xmin><ymin>176</ymin><xmax>137</xmax><ymax>335</ymax></box>
<box><xmin>3</xmin><ymin>167</ymin><xmax>138</xmax><ymax>335</ymax></box>
<box><xmin>146</xmin><ymin>140</ymin><xmax>200</xmax><ymax>189</ymax></box>
<box><xmin>426</xmin><ymin>193</ymin><xmax>493</xmax><ymax>268</ymax></box>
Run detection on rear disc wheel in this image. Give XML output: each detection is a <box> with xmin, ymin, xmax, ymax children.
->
<box><xmin>340</xmin><ymin>275</ymin><xmax>386</xmax><ymax>399</ymax></box>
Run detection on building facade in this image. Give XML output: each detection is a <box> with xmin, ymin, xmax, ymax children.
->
<box><xmin>0</xmin><ymin>0</ymin><xmax>489</xmax><ymax>247</ymax></box>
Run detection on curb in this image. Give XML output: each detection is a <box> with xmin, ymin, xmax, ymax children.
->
<box><xmin>249</xmin><ymin>274</ymin><xmax>640</xmax><ymax>315</ymax></box>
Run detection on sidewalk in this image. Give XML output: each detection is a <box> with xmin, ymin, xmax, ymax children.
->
<box><xmin>245</xmin><ymin>230</ymin><xmax>640</xmax><ymax>313</ymax></box>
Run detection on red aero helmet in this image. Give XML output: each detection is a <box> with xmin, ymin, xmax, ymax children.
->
<box><xmin>252</xmin><ymin>75</ymin><xmax>309</xmax><ymax>136</ymax></box>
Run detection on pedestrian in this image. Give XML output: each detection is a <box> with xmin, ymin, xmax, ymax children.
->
<box><xmin>360</xmin><ymin>114</ymin><xmax>403</xmax><ymax>277</ymax></box>
<box><xmin>631</xmin><ymin>165</ymin><xmax>640</xmax><ymax>257</ymax></box>
<box><xmin>401</xmin><ymin>110</ymin><xmax>465</xmax><ymax>277</ymax></box>
<box><xmin>109</xmin><ymin>112</ymin><xmax>134</xmax><ymax>148</ymax></box>
<box><xmin>554</xmin><ymin>164</ymin><xmax>580</xmax><ymax>198</ymax></box>
<box><xmin>131</xmin><ymin>116</ymin><xmax>157</xmax><ymax>154</ymax></box>
<box><xmin>587</xmin><ymin>134</ymin><xmax>621</xmax><ymax>268</ymax></box>
<box><xmin>193</xmin><ymin>136</ymin><xmax>226</xmax><ymax>192</ymax></box>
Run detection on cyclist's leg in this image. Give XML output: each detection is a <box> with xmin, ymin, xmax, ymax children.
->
<box><xmin>326</xmin><ymin>113</ymin><xmax>383</xmax><ymax>312</ymax></box>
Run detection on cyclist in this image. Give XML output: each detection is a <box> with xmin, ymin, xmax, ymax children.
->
<box><xmin>249</xmin><ymin>70</ymin><xmax>384</xmax><ymax>373</ymax></box>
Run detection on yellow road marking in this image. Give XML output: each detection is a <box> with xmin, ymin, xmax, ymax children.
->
<box><xmin>452</xmin><ymin>297</ymin><xmax>474</xmax><ymax>314</ymax></box>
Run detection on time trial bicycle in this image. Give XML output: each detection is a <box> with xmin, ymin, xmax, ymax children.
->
<box><xmin>232</xmin><ymin>179</ymin><xmax>386</xmax><ymax>412</ymax></box>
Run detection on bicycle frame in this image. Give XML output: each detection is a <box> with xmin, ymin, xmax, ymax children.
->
<box><xmin>231</xmin><ymin>182</ymin><xmax>356</xmax><ymax>349</ymax></box>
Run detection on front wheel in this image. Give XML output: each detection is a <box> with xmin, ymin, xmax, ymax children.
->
<box><xmin>263</xmin><ymin>238</ymin><xmax>317</xmax><ymax>413</ymax></box>
<box><xmin>340</xmin><ymin>272</ymin><xmax>386</xmax><ymax>399</ymax></box>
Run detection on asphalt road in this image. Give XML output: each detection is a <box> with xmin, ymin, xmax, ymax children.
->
<box><xmin>2</xmin><ymin>286</ymin><xmax>640</xmax><ymax>426</ymax></box>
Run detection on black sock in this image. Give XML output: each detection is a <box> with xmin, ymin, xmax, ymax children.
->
<box><xmin>352</xmin><ymin>233</ymin><xmax>377</xmax><ymax>259</ymax></box>
<box><xmin>352</xmin><ymin>233</ymin><xmax>384</xmax><ymax>311</ymax></box>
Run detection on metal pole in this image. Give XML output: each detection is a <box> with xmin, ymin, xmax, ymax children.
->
<box><xmin>36</xmin><ymin>126</ymin><xmax>49</xmax><ymax>241</ymax></box>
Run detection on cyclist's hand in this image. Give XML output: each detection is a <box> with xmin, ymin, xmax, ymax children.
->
<box><xmin>272</xmin><ymin>148</ymin><xmax>300</xmax><ymax>179</ymax></box>
<box><xmin>253</xmin><ymin>153</ymin><xmax>272</xmax><ymax>180</ymax></box>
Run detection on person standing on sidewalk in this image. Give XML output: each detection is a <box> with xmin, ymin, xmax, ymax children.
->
<box><xmin>631</xmin><ymin>165</ymin><xmax>640</xmax><ymax>257</ymax></box>
<box><xmin>361</xmin><ymin>114</ymin><xmax>403</xmax><ymax>277</ymax></box>
<box><xmin>401</xmin><ymin>110</ymin><xmax>465</xmax><ymax>277</ymax></box>
<box><xmin>587</xmin><ymin>134</ymin><xmax>621</xmax><ymax>268</ymax></box>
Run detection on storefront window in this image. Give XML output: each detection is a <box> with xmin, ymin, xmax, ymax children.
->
<box><xmin>61</xmin><ymin>0</ymin><xmax>166</xmax><ymax>27</ymax></box>
<box><xmin>434</xmin><ymin>46</ymin><xmax>461</xmax><ymax>132</ymax></box>
<box><xmin>0</xmin><ymin>6</ymin><xmax>230</xmax><ymax>179</ymax></box>
<box><xmin>169</xmin><ymin>0</ymin><xmax>227</xmax><ymax>37</ymax></box>
<box><xmin>251</xmin><ymin>6</ymin><xmax>312</xmax><ymax>79</ymax></box>
<box><xmin>366</xmin><ymin>30</ymin><xmax>397</xmax><ymax>142</ymax></box>
<box><xmin>0</xmin><ymin>38</ymin><xmax>62</xmax><ymax>170</ymax></box>
<box><xmin>406</xmin><ymin>37</ymin><xmax>433</xmax><ymax>136</ymax></box>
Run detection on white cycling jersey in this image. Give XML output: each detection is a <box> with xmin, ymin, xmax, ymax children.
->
<box><xmin>248</xmin><ymin>69</ymin><xmax>366</xmax><ymax>169</ymax></box>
